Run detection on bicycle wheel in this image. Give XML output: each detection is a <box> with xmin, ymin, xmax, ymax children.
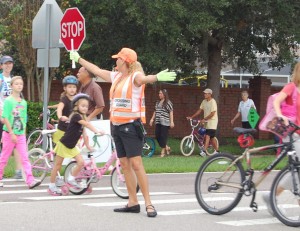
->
<box><xmin>142</xmin><ymin>137</ymin><xmax>156</xmax><ymax>157</ymax></box>
<box><xmin>180</xmin><ymin>136</ymin><xmax>195</xmax><ymax>156</ymax></box>
<box><xmin>270</xmin><ymin>166</ymin><xmax>300</xmax><ymax>227</ymax></box>
<box><xmin>64</xmin><ymin>161</ymin><xmax>89</xmax><ymax>195</ymax></box>
<box><xmin>27</xmin><ymin>129</ymin><xmax>48</xmax><ymax>150</ymax></box>
<box><xmin>206</xmin><ymin>137</ymin><xmax>219</xmax><ymax>156</ymax></box>
<box><xmin>195</xmin><ymin>153</ymin><xmax>245</xmax><ymax>215</ymax></box>
<box><xmin>28</xmin><ymin>148</ymin><xmax>48</xmax><ymax>182</ymax></box>
<box><xmin>111</xmin><ymin>165</ymin><xmax>139</xmax><ymax>199</ymax></box>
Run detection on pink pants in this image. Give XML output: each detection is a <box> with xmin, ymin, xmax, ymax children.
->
<box><xmin>0</xmin><ymin>132</ymin><xmax>34</xmax><ymax>185</ymax></box>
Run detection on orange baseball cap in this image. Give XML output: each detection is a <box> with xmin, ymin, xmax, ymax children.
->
<box><xmin>111</xmin><ymin>48</ymin><xmax>137</xmax><ymax>64</ymax></box>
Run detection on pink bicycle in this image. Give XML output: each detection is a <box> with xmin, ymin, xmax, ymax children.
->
<box><xmin>180</xmin><ymin>119</ymin><xmax>219</xmax><ymax>156</ymax></box>
<box><xmin>63</xmin><ymin>134</ymin><xmax>139</xmax><ymax>198</ymax></box>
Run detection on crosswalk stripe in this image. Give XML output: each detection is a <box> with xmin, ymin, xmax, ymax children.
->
<box><xmin>0</xmin><ymin>186</ymin><xmax>113</xmax><ymax>193</ymax></box>
<box><xmin>83</xmin><ymin>197</ymin><xmax>233</xmax><ymax>207</ymax></box>
<box><xmin>84</xmin><ymin>198</ymin><xmax>198</xmax><ymax>207</ymax></box>
<box><xmin>216</xmin><ymin>218</ymin><xmax>280</xmax><ymax>226</ymax></box>
<box><xmin>21</xmin><ymin>192</ymin><xmax>179</xmax><ymax>201</ymax></box>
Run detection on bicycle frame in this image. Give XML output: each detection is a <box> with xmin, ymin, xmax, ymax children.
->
<box><xmin>188</xmin><ymin>119</ymin><xmax>204</xmax><ymax>145</ymax></box>
<box><xmin>217</xmin><ymin>128</ymin><xmax>300</xmax><ymax>198</ymax></box>
<box><xmin>76</xmin><ymin>135</ymin><xmax>124</xmax><ymax>185</ymax></box>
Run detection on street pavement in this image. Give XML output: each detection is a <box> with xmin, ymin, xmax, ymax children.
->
<box><xmin>0</xmin><ymin>172</ymin><xmax>296</xmax><ymax>231</ymax></box>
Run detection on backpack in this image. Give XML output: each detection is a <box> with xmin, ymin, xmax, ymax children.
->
<box><xmin>259</xmin><ymin>83</ymin><xmax>297</xmax><ymax>138</ymax></box>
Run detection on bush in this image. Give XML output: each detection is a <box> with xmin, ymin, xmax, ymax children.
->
<box><xmin>27</xmin><ymin>102</ymin><xmax>58</xmax><ymax>134</ymax></box>
<box><xmin>27</xmin><ymin>102</ymin><xmax>43</xmax><ymax>134</ymax></box>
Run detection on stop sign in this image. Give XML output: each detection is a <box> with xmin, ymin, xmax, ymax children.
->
<box><xmin>60</xmin><ymin>7</ymin><xmax>85</xmax><ymax>51</ymax></box>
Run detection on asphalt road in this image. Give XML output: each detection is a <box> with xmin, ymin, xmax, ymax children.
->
<box><xmin>0</xmin><ymin>172</ymin><xmax>297</xmax><ymax>231</ymax></box>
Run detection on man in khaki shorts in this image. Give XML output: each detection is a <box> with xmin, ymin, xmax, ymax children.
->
<box><xmin>187</xmin><ymin>88</ymin><xmax>219</xmax><ymax>154</ymax></box>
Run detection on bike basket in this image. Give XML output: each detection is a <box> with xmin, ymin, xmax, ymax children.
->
<box><xmin>237</xmin><ymin>134</ymin><xmax>254</xmax><ymax>148</ymax></box>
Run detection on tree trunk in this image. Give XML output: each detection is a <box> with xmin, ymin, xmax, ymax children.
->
<box><xmin>207</xmin><ymin>33</ymin><xmax>223</xmax><ymax>104</ymax></box>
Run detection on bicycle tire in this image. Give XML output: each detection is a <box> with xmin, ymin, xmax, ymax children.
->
<box><xmin>180</xmin><ymin>136</ymin><xmax>195</xmax><ymax>156</ymax></box>
<box><xmin>27</xmin><ymin>129</ymin><xmax>48</xmax><ymax>150</ymax></box>
<box><xmin>28</xmin><ymin>148</ymin><xmax>48</xmax><ymax>182</ymax></box>
<box><xmin>206</xmin><ymin>137</ymin><xmax>219</xmax><ymax>156</ymax></box>
<box><xmin>270</xmin><ymin>166</ymin><xmax>300</xmax><ymax>227</ymax></box>
<box><xmin>111</xmin><ymin>166</ymin><xmax>139</xmax><ymax>199</ymax></box>
<box><xmin>64</xmin><ymin>161</ymin><xmax>89</xmax><ymax>195</ymax></box>
<box><xmin>195</xmin><ymin>153</ymin><xmax>245</xmax><ymax>215</ymax></box>
<box><xmin>142</xmin><ymin>137</ymin><xmax>156</xmax><ymax>157</ymax></box>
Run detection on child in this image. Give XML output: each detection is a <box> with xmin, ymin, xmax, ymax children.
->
<box><xmin>0</xmin><ymin>76</ymin><xmax>40</xmax><ymax>188</ymax></box>
<box><xmin>52</xmin><ymin>75</ymin><xmax>78</xmax><ymax>144</ymax></box>
<box><xmin>48</xmin><ymin>93</ymin><xmax>104</xmax><ymax>195</ymax></box>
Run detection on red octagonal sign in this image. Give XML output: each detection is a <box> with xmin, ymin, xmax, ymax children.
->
<box><xmin>60</xmin><ymin>7</ymin><xmax>85</xmax><ymax>51</ymax></box>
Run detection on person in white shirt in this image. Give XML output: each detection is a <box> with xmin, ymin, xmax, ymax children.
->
<box><xmin>231</xmin><ymin>90</ymin><xmax>256</xmax><ymax>128</ymax></box>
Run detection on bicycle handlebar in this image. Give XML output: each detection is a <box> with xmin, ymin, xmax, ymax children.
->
<box><xmin>189</xmin><ymin>118</ymin><xmax>206</xmax><ymax>128</ymax></box>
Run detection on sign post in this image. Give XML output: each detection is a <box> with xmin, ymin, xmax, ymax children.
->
<box><xmin>60</xmin><ymin>7</ymin><xmax>86</xmax><ymax>68</ymax></box>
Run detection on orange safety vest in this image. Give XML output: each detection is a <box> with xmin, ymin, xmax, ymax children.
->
<box><xmin>109</xmin><ymin>72</ymin><xmax>146</xmax><ymax>124</ymax></box>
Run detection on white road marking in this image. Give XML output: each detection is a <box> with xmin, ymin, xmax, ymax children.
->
<box><xmin>21</xmin><ymin>192</ymin><xmax>179</xmax><ymax>200</ymax></box>
<box><xmin>216</xmin><ymin>218</ymin><xmax>280</xmax><ymax>226</ymax></box>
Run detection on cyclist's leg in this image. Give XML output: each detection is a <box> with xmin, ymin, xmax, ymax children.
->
<box><xmin>69</xmin><ymin>154</ymin><xmax>84</xmax><ymax>177</ymax></box>
<box><xmin>205</xmin><ymin>129</ymin><xmax>218</xmax><ymax>151</ymax></box>
<box><xmin>50</xmin><ymin>155</ymin><xmax>64</xmax><ymax>184</ymax></box>
<box><xmin>203</xmin><ymin>134</ymin><xmax>210</xmax><ymax>150</ymax></box>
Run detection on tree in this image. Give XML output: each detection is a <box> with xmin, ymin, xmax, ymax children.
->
<box><xmin>69</xmin><ymin>0</ymin><xmax>299</xmax><ymax>102</ymax></box>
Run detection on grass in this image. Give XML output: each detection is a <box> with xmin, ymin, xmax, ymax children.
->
<box><xmin>3</xmin><ymin>137</ymin><xmax>285</xmax><ymax>178</ymax></box>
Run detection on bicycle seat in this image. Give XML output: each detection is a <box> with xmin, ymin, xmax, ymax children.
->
<box><xmin>42</xmin><ymin>129</ymin><xmax>57</xmax><ymax>135</ymax></box>
<box><xmin>233</xmin><ymin>127</ymin><xmax>256</xmax><ymax>135</ymax></box>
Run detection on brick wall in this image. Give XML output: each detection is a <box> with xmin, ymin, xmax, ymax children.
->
<box><xmin>24</xmin><ymin>77</ymin><xmax>280</xmax><ymax>139</ymax></box>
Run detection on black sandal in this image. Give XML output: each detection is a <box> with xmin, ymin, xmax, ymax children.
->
<box><xmin>146</xmin><ymin>204</ymin><xmax>157</xmax><ymax>217</ymax></box>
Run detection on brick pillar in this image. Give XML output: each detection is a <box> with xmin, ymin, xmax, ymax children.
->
<box><xmin>249</xmin><ymin>76</ymin><xmax>272</xmax><ymax>139</ymax></box>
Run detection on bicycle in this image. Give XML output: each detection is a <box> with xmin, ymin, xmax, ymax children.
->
<box><xmin>194</xmin><ymin>121</ymin><xmax>300</xmax><ymax>227</ymax></box>
<box><xmin>27</xmin><ymin>129</ymin><xmax>64</xmax><ymax>185</ymax></box>
<box><xmin>63</xmin><ymin>134</ymin><xmax>139</xmax><ymax>199</ymax></box>
<box><xmin>142</xmin><ymin>137</ymin><xmax>156</xmax><ymax>157</ymax></box>
<box><xmin>180</xmin><ymin>119</ymin><xmax>219</xmax><ymax>156</ymax></box>
<box><xmin>27</xmin><ymin>109</ymin><xmax>57</xmax><ymax>150</ymax></box>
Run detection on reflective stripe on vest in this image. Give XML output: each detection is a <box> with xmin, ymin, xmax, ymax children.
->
<box><xmin>109</xmin><ymin>72</ymin><xmax>146</xmax><ymax>124</ymax></box>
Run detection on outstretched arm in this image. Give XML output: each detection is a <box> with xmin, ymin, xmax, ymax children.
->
<box><xmin>70</xmin><ymin>51</ymin><xmax>112</xmax><ymax>82</ymax></box>
<box><xmin>134</xmin><ymin>69</ymin><xmax>177</xmax><ymax>87</ymax></box>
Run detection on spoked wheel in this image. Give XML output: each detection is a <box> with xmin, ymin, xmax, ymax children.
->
<box><xmin>111</xmin><ymin>166</ymin><xmax>139</xmax><ymax>199</ymax></box>
<box><xmin>28</xmin><ymin>148</ymin><xmax>48</xmax><ymax>182</ymax></box>
<box><xmin>180</xmin><ymin>136</ymin><xmax>195</xmax><ymax>156</ymax></box>
<box><xmin>64</xmin><ymin>161</ymin><xmax>89</xmax><ymax>195</ymax></box>
<box><xmin>27</xmin><ymin>129</ymin><xmax>48</xmax><ymax>150</ymax></box>
<box><xmin>206</xmin><ymin>137</ymin><xmax>219</xmax><ymax>156</ymax></box>
<box><xmin>270</xmin><ymin>166</ymin><xmax>300</xmax><ymax>227</ymax></box>
<box><xmin>195</xmin><ymin>153</ymin><xmax>245</xmax><ymax>215</ymax></box>
<box><xmin>142</xmin><ymin>137</ymin><xmax>156</xmax><ymax>157</ymax></box>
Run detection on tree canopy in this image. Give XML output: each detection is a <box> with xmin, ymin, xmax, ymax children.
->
<box><xmin>0</xmin><ymin>0</ymin><xmax>299</xmax><ymax>101</ymax></box>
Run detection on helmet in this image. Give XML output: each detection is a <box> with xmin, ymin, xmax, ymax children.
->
<box><xmin>237</xmin><ymin>134</ymin><xmax>254</xmax><ymax>148</ymax></box>
<box><xmin>71</xmin><ymin>93</ymin><xmax>90</xmax><ymax>108</ymax></box>
<box><xmin>198</xmin><ymin>127</ymin><xmax>206</xmax><ymax>136</ymax></box>
<box><xmin>62</xmin><ymin>75</ymin><xmax>78</xmax><ymax>86</ymax></box>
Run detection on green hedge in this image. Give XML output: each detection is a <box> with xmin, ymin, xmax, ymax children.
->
<box><xmin>27</xmin><ymin>102</ymin><xmax>57</xmax><ymax>134</ymax></box>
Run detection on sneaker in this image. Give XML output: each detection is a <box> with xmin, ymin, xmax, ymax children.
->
<box><xmin>55</xmin><ymin>176</ymin><xmax>64</xmax><ymax>187</ymax></box>
<box><xmin>48</xmin><ymin>185</ymin><xmax>62</xmax><ymax>196</ymax></box>
<box><xmin>14</xmin><ymin>170</ymin><xmax>23</xmax><ymax>180</ymax></box>
<box><xmin>67</xmin><ymin>178</ymin><xmax>81</xmax><ymax>188</ymax></box>
<box><xmin>262</xmin><ymin>192</ymin><xmax>274</xmax><ymax>216</ymax></box>
<box><xmin>199</xmin><ymin>151</ymin><xmax>206</xmax><ymax>157</ymax></box>
<box><xmin>28</xmin><ymin>179</ymin><xmax>41</xmax><ymax>189</ymax></box>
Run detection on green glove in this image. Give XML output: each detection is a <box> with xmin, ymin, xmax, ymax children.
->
<box><xmin>156</xmin><ymin>69</ymin><xmax>176</xmax><ymax>82</ymax></box>
<box><xmin>70</xmin><ymin>51</ymin><xmax>81</xmax><ymax>63</ymax></box>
